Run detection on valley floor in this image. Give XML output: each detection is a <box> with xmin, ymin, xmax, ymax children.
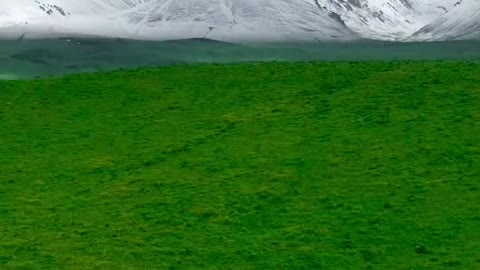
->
<box><xmin>0</xmin><ymin>62</ymin><xmax>479</xmax><ymax>269</ymax></box>
<box><xmin>2</xmin><ymin>38</ymin><xmax>480</xmax><ymax>79</ymax></box>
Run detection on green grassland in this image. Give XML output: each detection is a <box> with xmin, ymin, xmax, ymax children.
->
<box><xmin>0</xmin><ymin>61</ymin><xmax>480</xmax><ymax>269</ymax></box>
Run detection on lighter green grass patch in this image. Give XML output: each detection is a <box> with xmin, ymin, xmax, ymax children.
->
<box><xmin>0</xmin><ymin>73</ymin><xmax>18</xmax><ymax>80</ymax></box>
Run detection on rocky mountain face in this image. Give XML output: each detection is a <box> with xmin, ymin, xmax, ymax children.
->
<box><xmin>0</xmin><ymin>0</ymin><xmax>477</xmax><ymax>42</ymax></box>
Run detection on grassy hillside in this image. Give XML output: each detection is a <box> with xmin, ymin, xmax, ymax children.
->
<box><xmin>0</xmin><ymin>61</ymin><xmax>479</xmax><ymax>269</ymax></box>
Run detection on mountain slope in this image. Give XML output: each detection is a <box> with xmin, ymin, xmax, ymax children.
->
<box><xmin>314</xmin><ymin>0</ymin><xmax>459</xmax><ymax>40</ymax></box>
<box><xmin>0</xmin><ymin>0</ymin><xmax>151</xmax><ymax>28</ymax></box>
<box><xmin>124</xmin><ymin>0</ymin><xmax>357</xmax><ymax>42</ymax></box>
<box><xmin>0</xmin><ymin>0</ymin><xmax>155</xmax><ymax>39</ymax></box>
<box><xmin>411</xmin><ymin>0</ymin><xmax>480</xmax><ymax>41</ymax></box>
<box><xmin>0</xmin><ymin>0</ymin><xmax>143</xmax><ymax>20</ymax></box>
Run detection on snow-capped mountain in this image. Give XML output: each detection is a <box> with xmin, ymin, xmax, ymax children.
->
<box><xmin>410</xmin><ymin>0</ymin><xmax>480</xmax><ymax>41</ymax></box>
<box><xmin>0</xmin><ymin>0</ymin><xmax>476</xmax><ymax>42</ymax></box>
<box><xmin>124</xmin><ymin>0</ymin><xmax>356</xmax><ymax>42</ymax></box>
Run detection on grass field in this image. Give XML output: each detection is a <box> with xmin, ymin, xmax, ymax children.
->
<box><xmin>0</xmin><ymin>61</ymin><xmax>480</xmax><ymax>269</ymax></box>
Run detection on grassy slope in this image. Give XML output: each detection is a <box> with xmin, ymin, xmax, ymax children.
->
<box><xmin>0</xmin><ymin>62</ymin><xmax>479</xmax><ymax>269</ymax></box>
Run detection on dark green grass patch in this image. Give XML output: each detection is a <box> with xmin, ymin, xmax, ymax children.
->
<box><xmin>0</xmin><ymin>61</ymin><xmax>479</xmax><ymax>269</ymax></box>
